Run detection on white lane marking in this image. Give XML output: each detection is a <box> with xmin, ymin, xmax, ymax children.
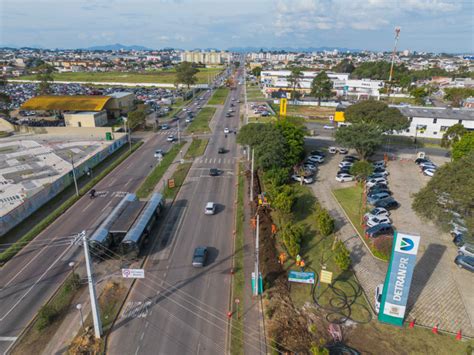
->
<box><xmin>218</xmin><ymin>158</ymin><xmax>222</xmax><ymax>164</ymax></box>
<box><xmin>0</xmin><ymin>337</ymin><xmax>17</xmax><ymax>341</ymax></box>
<box><xmin>0</xmin><ymin>244</ymin><xmax>74</xmax><ymax>321</ymax></box>
<box><xmin>109</xmin><ymin>177</ymin><xmax>117</xmax><ymax>185</ymax></box>
<box><xmin>135</xmin><ymin>346</ymin><xmax>140</xmax><ymax>355</ymax></box>
<box><xmin>140</xmin><ymin>332</ymin><xmax>145</xmax><ymax>341</ymax></box>
<box><xmin>124</xmin><ymin>177</ymin><xmax>133</xmax><ymax>187</ymax></box>
<box><xmin>145</xmin><ymin>322</ymin><xmax>149</xmax><ymax>329</ymax></box>
<box><xmin>82</xmin><ymin>201</ymin><xmax>93</xmax><ymax>212</ymax></box>
<box><xmin>101</xmin><ymin>199</ymin><xmax>113</xmax><ymax>212</ymax></box>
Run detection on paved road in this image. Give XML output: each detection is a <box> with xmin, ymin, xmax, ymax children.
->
<box><xmin>0</xmin><ymin>88</ymin><xmax>215</xmax><ymax>354</ymax></box>
<box><xmin>108</xmin><ymin>69</ymin><xmax>243</xmax><ymax>355</ymax></box>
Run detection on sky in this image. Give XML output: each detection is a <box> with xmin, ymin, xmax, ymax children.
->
<box><xmin>0</xmin><ymin>0</ymin><xmax>473</xmax><ymax>53</ymax></box>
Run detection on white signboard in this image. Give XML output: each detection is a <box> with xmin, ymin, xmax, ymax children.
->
<box><xmin>122</xmin><ymin>268</ymin><xmax>145</xmax><ymax>279</ymax></box>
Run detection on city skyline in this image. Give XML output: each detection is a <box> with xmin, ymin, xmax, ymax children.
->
<box><xmin>1</xmin><ymin>0</ymin><xmax>473</xmax><ymax>53</ymax></box>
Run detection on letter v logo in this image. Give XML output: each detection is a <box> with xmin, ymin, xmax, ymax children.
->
<box><xmin>400</xmin><ymin>237</ymin><xmax>414</xmax><ymax>251</ymax></box>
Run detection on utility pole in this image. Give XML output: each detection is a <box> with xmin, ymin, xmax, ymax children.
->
<box><xmin>70</xmin><ymin>153</ymin><xmax>79</xmax><ymax>197</ymax></box>
<box><xmin>177</xmin><ymin>119</ymin><xmax>181</xmax><ymax>144</ymax></box>
<box><xmin>127</xmin><ymin>120</ymin><xmax>132</xmax><ymax>152</ymax></box>
<box><xmin>82</xmin><ymin>231</ymin><xmax>102</xmax><ymax>338</ymax></box>
<box><xmin>387</xmin><ymin>27</ymin><xmax>401</xmax><ymax>100</ymax></box>
<box><xmin>250</xmin><ymin>149</ymin><xmax>254</xmax><ymax>202</ymax></box>
<box><xmin>254</xmin><ymin>213</ymin><xmax>260</xmax><ymax>296</ymax></box>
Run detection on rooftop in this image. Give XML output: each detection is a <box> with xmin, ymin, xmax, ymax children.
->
<box><xmin>21</xmin><ymin>95</ymin><xmax>112</xmax><ymax>111</ymax></box>
<box><xmin>394</xmin><ymin>106</ymin><xmax>474</xmax><ymax>121</ymax></box>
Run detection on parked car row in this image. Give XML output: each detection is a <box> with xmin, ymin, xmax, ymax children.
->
<box><xmin>335</xmin><ymin>155</ymin><xmax>359</xmax><ymax>182</ymax></box>
<box><xmin>250</xmin><ymin>103</ymin><xmax>271</xmax><ymax>116</ymax></box>
<box><xmin>292</xmin><ymin>150</ymin><xmax>326</xmax><ymax>185</ymax></box>
<box><xmin>415</xmin><ymin>157</ymin><xmax>438</xmax><ymax>177</ymax></box>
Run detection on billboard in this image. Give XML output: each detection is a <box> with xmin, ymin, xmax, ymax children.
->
<box><xmin>378</xmin><ymin>232</ymin><xmax>420</xmax><ymax>326</ymax></box>
<box><xmin>288</xmin><ymin>271</ymin><xmax>315</xmax><ymax>284</ymax></box>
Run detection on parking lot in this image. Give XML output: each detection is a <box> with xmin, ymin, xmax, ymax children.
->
<box><xmin>305</xmin><ymin>140</ymin><xmax>473</xmax><ymax>336</ymax></box>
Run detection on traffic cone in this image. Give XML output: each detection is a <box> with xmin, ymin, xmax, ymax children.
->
<box><xmin>409</xmin><ymin>319</ymin><xmax>415</xmax><ymax>328</ymax></box>
<box><xmin>227</xmin><ymin>311</ymin><xmax>232</xmax><ymax>319</ymax></box>
<box><xmin>432</xmin><ymin>324</ymin><xmax>438</xmax><ymax>334</ymax></box>
<box><xmin>456</xmin><ymin>330</ymin><xmax>462</xmax><ymax>340</ymax></box>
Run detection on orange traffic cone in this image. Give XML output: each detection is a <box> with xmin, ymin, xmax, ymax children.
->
<box><xmin>456</xmin><ymin>330</ymin><xmax>462</xmax><ymax>340</ymax></box>
<box><xmin>409</xmin><ymin>319</ymin><xmax>415</xmax><ymax>328</ymax></box>
<box><xmin>432</xmin><ymin>324</ymin><xmax>439</xmax><ymax>334</ymax></box>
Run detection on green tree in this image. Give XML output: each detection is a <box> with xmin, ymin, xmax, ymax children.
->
<box><xmin>316</xmin><ymin>208</ymin><xmax>335</xmax><ymax>236</ymax></box>
<box><xmin>332</xmin><ymin>59</ymin><xmax>355</xmax><ymax>73</ymax></box>
<box><xmin>127</xmin><ymin>110</ymin><xmax>146</xmax><ymax>130</ymax></box>
<box><xmin>344</xmin><ymin>100</ymin><xmax>409</xmax><ymax>132</ymax></box>
<box><xmin>175</xmin><ymin>62</ymin><xmax>200</xmax><ymax>89</ymax></box>
<box><xmin>287</xmin><ymin>67</ymin><xmax>303</xmax><ymax>102</ymax></box>
<box><xmin>263</xmin><ymin>167</ymin><xmax>290</xmax><ymax>187</ymax></box>
<box><xmin>275</xmin><ymin>120</ymin><xmax>306</xmax><ymax>166</ymax></box>
<box><xmin>311</xmin><ymin>71</ymin><xmax>333</xmax><ymax>106</ymax></box>
<box><xmin>441</xmin><ymin>123</ymin><xmax>467</xmax><ymax>148</ymax></box>
<box><xmin>281</xmin><ymin>222</ymin><xmax>303</xmax><ymax>257</ymax></box>
<box><xmin>251</xmin><ymin>66</ymin><xmax>262</xmax><ymax>77</ymax></box>
<box><xmin>0</xmin><ymin>76</ymin><xmax>11</xmax><ymax>118</ymax></box>
<box><xmin>272</xmin><ymin>185</ymin><xmax>296</xmax><ymax>214</ymax></box>
<box><xmin>335</xmin><ymin>124</ymin><xmax>383</xmax><ymax>159</ymax></box>
<box><xmin>452</xmin><ymin>132</ymin><xmax>474</xmax><ymax>161</ymax></box>
<box><xmin>412</xmin><ymin>152</ymin><xmax>474</xmax><ymax>236</ymax></box>
<box><xmin>350</xmin><ymin>160</ymin><xmax>374</xmax><ymax>179</ymax></box>
<box><xmin>410</xmin><ymin>86</ymin><xmax>428</xmax><ymax>105</ymax></box>
<box><xmin>444</xmin><ymin>88</ymin><xmax>474</xmax><ymax>107</ymax></box>
<box><xmin>35</xmin><ymin>64</ymin><xmax>55</xmax><ymax>95</ymax></box>
<box><xmin>333</xmin><ymin>240</ymin><xmax>351</xmax><ymax>271</ymax></box>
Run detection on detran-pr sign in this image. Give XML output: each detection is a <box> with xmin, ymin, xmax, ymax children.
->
<box><xmin>378</xmin><ymin>232</ymin><xmax>420</xmax><ymax>326</ymax></box>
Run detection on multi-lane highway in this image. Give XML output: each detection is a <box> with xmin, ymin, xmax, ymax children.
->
<box><xmin>107</xmin><ymin>68</ymin><xmax>244</xmax><ymax>354</ymax></box>
<box><xmin>0</xmin><ymin>84</ymin><xmax>219</xmax><ymax>354</ymax></box>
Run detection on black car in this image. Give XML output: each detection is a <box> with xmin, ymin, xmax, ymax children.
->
<box><xmin>374</xmin><ymin>197</ymin><xmax>399</xmax><ymax>210</ymax></box>
<box><xmin>225</xmin><ymin>113</ymin><xmax>232</xmax><ymax>117</ymax></box>
<box><xmin>367</xmin><ymin>187</ymin><xmax>391</xmax><ymax>196</ymax></box>
<box><xmin>415</xmin><ymin>157</ymin><xmax>431</xmax><ymax>165</ymax></box>
<box><xmin>310</xmin><ymin>150</ymin><xmax>325</xmax><ymax>157</ymax></box>
<box><xmin>192</xmin><ymin>246</ymin><xmax>208</xmax><ymax>267</ymax></box>
<box><xmin>454</xmin><ymin>255</ymin><xmax>474</xmax><ymax>272</ymax></box>
<box><xmin>365</xmin><ymin>223</ymin><xmax>394</xmax><ymax>238</ymax></box>
<box><xmin>218</xmin><ymin>147</ymin><xmax>226</xmax><ymax>154</ymax></box>
<box><xmin>452</xmin><ymin>232</ymin><xmax>465</xmax><ymax>247</ymax></box>
<box><xmin>344</xmin><ymin>155</ymin><xmax>360</xmax><ymax>162</ymax></box>
<box><xmin>368</xmin><ymin>183</ymin><xmax>388</xmax><ymax>192</ymax></box>
<box><xmin>337</xmin><ymin>168</ymin><xmax>352</xmax><ymax>175</ymax></box>
<box><xmin>373</xmin><ymin>167</ymin><xmax>387</xmax><ymax>174</ymax></box>
<box><xmin>209</xmin><ymin>168</ymin><xmax>219</xmax><ymax>176</ymax></box>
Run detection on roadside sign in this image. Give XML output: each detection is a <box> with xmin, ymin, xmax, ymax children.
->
<box><xmin>329</xmin><ymin>115</ymin><xmax>334</xmax><ymax>122</ymax></box>
<box><xmin>320</xmin><ymin>270</ymin><xmax>333</xmax><ymax>284</ymax></box>
<box><xmin>122</xmin><ymin>268</ymin><xmax>145</xmax><ymax>279</ymax></box>
<box><xmin>235</xmin><ymin>298</ymin><xmax>240</xmax><ymax>304</ymax></box>
<box><xmin>288</xmin><ymin>271</ymin><xmax>315</xmax><ymax>284</ymax></box>
<box><xmin>168</xmin><ymin>179</ymin><xmax>175</xmax><ymax>188</ymax></box>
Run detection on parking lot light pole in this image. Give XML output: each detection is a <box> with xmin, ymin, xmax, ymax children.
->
<box><xmin>76</xmin><ymin>303</ymin><xmax>84</xmax><ymax>330</ymax></box>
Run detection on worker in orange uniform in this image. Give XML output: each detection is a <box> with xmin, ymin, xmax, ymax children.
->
<box><xmin>300</xmin><ymin>259</ymin><xmax>305</xmax><ymax>272</ymax></box>
<box><xmin>278</xmin><ymin>252</ymin><xmax>287</xmax><ymax>265</ymax></box>
<box><xmin>296</xmin><ymin>254</ymin><xmax>301</xmax><ymax>267</ymax></box>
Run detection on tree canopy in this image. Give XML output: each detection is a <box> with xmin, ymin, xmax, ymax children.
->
<box><xmin>441</xmin><ymin>123</ymin><xmax>467</xmax><ymax>148</ymax></box>
<box><xmin>350</xmin><ymin>160</ymin><xmax>374</xmax><ymax>180</ymax></box>
<box><xmin>35</xmin><ymin>64</ymin><xmax>55</xmax><ymax>95</ymax></box>
<box><xmin>175</xmin><ymin>62</ymin><xmax>200</xmax><ymax>89</ymax></box>
<box><xmin>287</xmin><ymin>67</ymin><xmax>303</xmax><ymax>100</ymax></box>
<box><xmin>452</xmin><ymin>132</ymin><xmax>474</xmax><ymax>161</ymax></box>
<box><xmin>332</xmin><ymin>59</ymin><xmax>355</xmax><ymax>74</ymax></box>
<box><xmin>251</xmin><ymin>66</ymin><xmax>262</xmax><ymax>77</ymax></box>
<box><xmin>444</xmin><ymin>88</ymin><xmax>474</xmax><ymax>107</ymax></box>
<box><xmin>412</xmin><ymin>152</ymin><xmax>474</xmax><ymax>237</ymax></box>
<box><xmin>409</xmin><ymin>86</ymin><xmax>428</xmax><ymax>105</ymax></box>
<box><xmin>335</xmin><ymin>123</ymin><xmax>383</xmax><ymax>160</ymax></box>
<box><xmin>311</xmin><ymin>71</ymin><xmax>333</xmax><ymax>106</ymax></box>
<box><xmin>345</xmin><ymin>100</ymin><xmax>409</xmax><ymax>132</ymax></box>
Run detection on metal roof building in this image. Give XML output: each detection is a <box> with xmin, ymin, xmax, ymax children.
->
<box><xmin>21</xmin><ymin>95</ymin><xmax>112</xmax><ymax>111</ymax></box>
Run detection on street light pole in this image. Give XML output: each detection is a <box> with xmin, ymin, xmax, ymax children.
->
<box><xmin>254</xmin><ymin>213</ymin><xmax>260</xmax><ymax>296</ymax></box>
<box><xmin>76</xmin><ymin>303</ymin><xmax>84</xmax><ymax>330</ymax></box>
<box><xmin>70</xmin><ymin>153</ymin><xmax>79</xmax><ymax>197</ymax></box>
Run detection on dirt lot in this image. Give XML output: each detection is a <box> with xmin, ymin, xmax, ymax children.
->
<box><xmin>307</xmin><ymin>141</ymin><xmax>473</xmax><ymax>337</ymax></box>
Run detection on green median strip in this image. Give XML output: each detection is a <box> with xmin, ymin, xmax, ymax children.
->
<box><xmin>208</xmin><ymin>87</ymin><xmax>230</xmax><ymax>105</ymax></box>
<box><xmin>0</xmin><ymin>141</ymin><xmax>143</xmax><ymax>265</ymax></box>
<box><xmin>136</xmin><ymin>142</ymin><xmax>185</xmax><ymax>199</ymax></box>
<box><xmin>187</xmin><ymin>107</ymin><xmax>216</xmax><ymax>134</ymax></box>
<box><xmin>163</xmin><ymin>162</ymin><xmax>192</xmax><ymax>200</ymax></box>
<box><xmin>230</xmin><ymin>163</ymin><xmax>245</xmax><ymax>355</ymax></box>
<box><xmin>184</xmin><ymin>138</ymin><xmax>209</xmax><ymax>159</ymax></box>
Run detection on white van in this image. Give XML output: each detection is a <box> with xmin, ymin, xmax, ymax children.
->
<box><xmin>204</xmin><ymin>202</ymin><xmax>216</xmax><ymax>215</ymax></box>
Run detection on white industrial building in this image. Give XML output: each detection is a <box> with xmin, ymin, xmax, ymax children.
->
<box><xmin>394</xmin><ymin>106</ymin><xmax>474</xmax><ymax>139</ymax></box>
<box><xmin>260</xmin><ymin>70</ymin><xmax>383</xmax><ymax>99</ymax></box>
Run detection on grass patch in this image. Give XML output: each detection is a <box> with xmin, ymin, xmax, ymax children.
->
<box><xmin>0</xmin><ymin>141</ymin><xmax>143</xmax><ymax>265</ymax></box>
<box><xmin>230</xmin><ymin>163</ymin><xmax>245</xmax><ymax>355</ymax></box>
<box><xmin>248</xmin><ymin>116</ymin><xmax>277</xmax><ymax>123</ymax></box>
<box><xmin>136</xmin><ymin>142</ymin><xmax>185</xmax><ymax>199</ymax></box>
<box><xmin>184</xmin><ymin>138</ymin><xmax>209</xmax><ymax>159</ymax></box>
<box><xmin>19</xmin><ymin>68</ymin><xmax>222</xmax><ymax>84</ymax></box>
<box><xmin>208</xmin><ymin>87</ymin><xmax>229</xmax><ymax>105</ymax></box>
<box><xmin>282</xmin><ymin>184</ymin><xmax>371</xmax><ymax>322</ymax></box>
<box><xmin>246</xmin><ymin>84</ymin><xmax>266</xmax><ymax>101</ymax></box>
<box><xmin>11</xmin><ymin>273</ymin><xmax>83</xmax><ymax>355</ymax></box>
<box><xmin>332</xmin><ymin>185</ymin><xmax>390</xmax><ymax>261</ymax></box>
<box><xmin>163</xmin><ymin>162</ymin><xmax>192</xmax><ymax>199</ymax></box>
<box><xmin>187</xmin><ymin>107</ymin><xmax>216</xmax><ymax>134</ymax></box>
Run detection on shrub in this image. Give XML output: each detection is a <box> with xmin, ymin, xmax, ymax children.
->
<box><xmin>372</xmin><ymin>235</ymin><xmax>393</xmax><ymax>259</ymax></box>
<box><xmin>281</xmin><ymin>222</ymin><xmax>303</xmax><ymax>257</ymax></box>
<box><xmin>272</xmin><ymin>185</ymin><xmax>296</xmax><ymax>214</ymax></box>
<box><xmin>36</xmin><ymin>305</ymin><xmax>58</xmax><ymax>330</ymax></box>
<box><xmin>316</xmin><ymin>208</ymin><xmax>335</xmax><ymax>236</ymax></box>
<box><xmin>334</xmin><ymin>240</ymin><xmax>351</xmax><ymax>271</ymax></box>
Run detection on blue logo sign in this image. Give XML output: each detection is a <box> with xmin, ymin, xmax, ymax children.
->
<box><xmin>400</xmin><ymin>237</ymin><xmax>414</xmax><ymax>251</ymax></box>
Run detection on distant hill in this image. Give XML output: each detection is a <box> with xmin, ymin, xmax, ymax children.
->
<box><xmin>227</xmin><ymin>46</ymin><xmax>362</xmax><ymax>53</ymax></box>
<box><xmin>84</xmin><ymin>43</ymin><xmax>152</xmax><ymax>51</ymax></box>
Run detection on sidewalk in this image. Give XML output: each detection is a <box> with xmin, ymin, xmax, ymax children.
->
<box><xmin>242</xmin><ymin>177</ymin><xmax>267</xmax><ymax>355</ymax></box>
<box><xmin>38</xmin><ymin>139</ymin><xmax>193</xmax><ymax>355</ymax></box>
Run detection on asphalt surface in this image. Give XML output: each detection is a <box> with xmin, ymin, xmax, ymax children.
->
<box><xmin>107</xmin><ymin>70</ymin><xmax>243</xmax><ymax>355</ymax></box>
<box><xmin>0</xmin><ymin>86</ymin><xmax>217</xmax><ymax>354</ymax></box>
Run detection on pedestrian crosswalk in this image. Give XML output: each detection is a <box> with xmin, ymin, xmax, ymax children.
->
<box><xmin>121</xmin><ymin>300</ymin><xmax>152</xmax><ymax>319</ymax></box>
<box><xmin>196</xmin><ymin>157</ymin><xmax>236</xmax><ymax>165</ymax></box>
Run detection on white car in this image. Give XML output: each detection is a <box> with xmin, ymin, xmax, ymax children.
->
<box><xmin>307</xmin><ymin>155</ymin><xmax>324</xmax><ymax>163</ymax></box>
<box><xmin>204</xmin><ymin>202</ymin><xmax>216</xmax><ymax>215</ymax></box>
<box><xmin>154</xmin><ymin>149</ymin><xmax>164</xmax><ymax>158</ymax></box>
<box><xmin>375</xmin><ymin>284</ymin><xmax>384</xmax><ymax>314</ymax></box>
<box><xmin>224</xmin><ymin>128</ymin><xmax>230</xmax><ymax>134</ymax></box>
<box><xmin>303</xmin><ymin>163</ymin><xmax>317</xmax><ymax>172</ymax></box>
<box><xmin>364</xmin><ymin>207</ymin><xmax>390</xmax><ymax>221</ymax></box>
<box><xmin>423</xmin><ymin>169</ymin><xmax>436</xmax><ymax>177</ymax></box>
<box><xmin>337</xmin><ymin>147</ymin><xmax>348</xmax><ymax>154</ymax></box>
<box><xmin>366</xmin><ymin>215</ymin><xmax>392</xmax><ymax>228</ymax></box>
<box><xmin>328</xmin><ymin>146</ymin><xmax>337</xmax><ymax>154</ymax></box>
<box><xmin>367</xmin><ymin>177</ymin><xmax>387</xmax><ymax>187</ymax></box>
<box><xmin>291</xmin><ymin>174</ymin><xmax>314</xmax><ymax>184</ymax></box>
<box><xmin>185</xmin><ymin>117</ymin><xmax>192</xmax><ymax>123</ymax></box>
<box><xmin>338</xmin><ymin>161</ymin><xmax>354</xmax><ymax>169</ymax></box>
<box><xmin>167</xmin><ymin>135</ymin><xmax>175</xmax><ymax>142</ymax></box>
<box><xmin>323</xmin><ymin>125</ymin><xmax>335</xmax><ymax>130</ymax></box>
<box><xmin>335</xmin><ymin>173</ymin><xmax>354</xmax><ymax>182</ymax></box>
